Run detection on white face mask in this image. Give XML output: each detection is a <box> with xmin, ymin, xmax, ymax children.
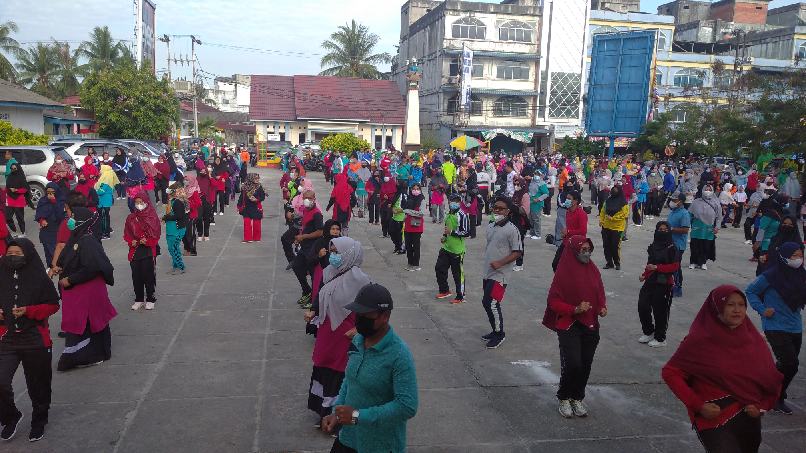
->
<box><xmin>702</xmin><ymin>191</ymin><xmax>713</xmax><ymax>197</ymax></box>
<box><xmin>135</xmin><ymin>203</ymin><xmax>147</xmax><ymax>211</ymax></box>
<box><xmin>786</xmin><ymin>257</ymin><xmax>803</xmax><ymax>269</ymax></box>
<box><xmin>303</xmin><ymin>199</ymin><xmax>313</xmax><ymax>208</ymax></box>
<box><xmin>762</xmin><ymin>193</ymin><xmax>771</xmax><ymax>199</ymax></box>
<box><xmin>493</xmin><ymin>214</ymin><xmax>507</xmax><ymax>223</ymax></box>
<box><xmin>383</xmin><ymin>177</ymin><xmax>390</xmax><ymax>182</ymax></box>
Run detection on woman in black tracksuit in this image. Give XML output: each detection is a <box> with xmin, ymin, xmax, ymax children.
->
<box><xmin>637</xmin><ymin>221</ymin><xmax>679</xmax><ymax>346</ymax></box>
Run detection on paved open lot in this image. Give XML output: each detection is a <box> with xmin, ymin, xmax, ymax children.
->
<box><xmin>7</xmin><ymin>167</ymin><xmax>805</xmax><ymax>452</ymax></box>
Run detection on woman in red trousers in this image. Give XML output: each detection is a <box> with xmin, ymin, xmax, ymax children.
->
<box><xmin>238</xmin><ymin>173</ymin><xmax>265</xmax><ymax>243</ymax></box>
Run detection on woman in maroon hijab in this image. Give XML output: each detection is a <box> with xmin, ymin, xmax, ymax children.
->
<box><xmin>543</xmin><ymin>235</ymin><xmax>607</xmax><ymax>419</ymax></box>
<box><xmin>663</xmin><ymin>285</ymin><xmax>783</xmax><ymax>453</ymax></box>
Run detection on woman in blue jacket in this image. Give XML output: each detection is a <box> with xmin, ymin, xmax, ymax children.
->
<box><xmin>746</xmin><ymin>242</ymin><xmax>805</xmax><ymax>415</ymax></box>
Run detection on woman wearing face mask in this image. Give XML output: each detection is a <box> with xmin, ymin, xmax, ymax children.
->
<box><xmin>111</xmin><ymin>148</ymin><xmax>129</xmax><ymax>199</ymax></box>
<box><xmin>599</xmin><ymin>185</ymin><xmax>629</xmax><ymax>270</ymax></box>
<box><xmin>458</xmin><ymin>185</ymin><xmax>478</xmax><ymax>239</ymax></box>
<box><xmin>95</xmin><ymin>164</ymin><xmax>119</xmax><ymax>240</ymax></box>
<box><xmin>306</xmin><ymin>237</ymin><xmax>370</xmax><ymax>424</ymax></box>
<box><xmin>751</xmin><ymin>191</ymin><xmax>783</xmax><ymax>270</ymax></box>
<box><xmin>303</xmin><ymin>220</ymin><xmax>342</xmax><ymax>333</ymax></box>
<box><xmin>5</xmin><ymin>163</ymin><xmax>29</xmax><ymax>237</ymax></box>
<box><xmin>34</xmin><ymin>183</ymin><xmax>65</xmax><ymax>270</ymax></box>
<box><xmin>237</xmin><ymin>174</ymin><xmax>265</xmax><ymax>243</ymax></box>
<box><xmin>162</xmin><ymin>184</ymin><xmax>188</xmax><ymax>275</ymax></box>
<box><xmin>688</xmin><ymin>185</ymin><xmax>721</xmax><ymax>270</ymax></box>
<box><xmin>389</xmin><ymin>182</ymin><xmax>407</xmax><ymax>254</ymax></box>
<box><xmin>403</xmin><ymin>183</ymin><xmax>426</xmax><ymax>271</ymax></box>
<box><xmin>55</xmin><ymin>207</ymin><xmax>116</xmax><ymax>372</ymax></box>
<box><xmin>746</xmin><ymin>242</ymin><xmax>805</xmax><ymax>415</ymax></box>
<box><xmin>124</xmin><ymin>193</ymin><xmax>161</xmax><ymax>310</ymax></box>
<box><xmin>543</xmin><ymin>235</ymin><xmax>607</xmax><ymax>418</ymax></box>
<box><xmin>181</xmin><ymin>175</ymin><xmax>201</xmax><ymax>256</ymax></box>
<box><xmin>328</xmin><ymin>173</ymin><xmax>354</xmax><ymax>234</ymax></box>
<box><xmin>663</xmin><ymin>286</ymin><xmax>783</xmax><ymax>452</ymax></box>
<box><xmin>153</xmin><ymin>155</ymin><xmax>171</xmax><ymax>205</ymax></box>
<box><xmin>637</xmin><ymin>222</ymin><xmax>680</xmax><ymax>348</ymax></box>
<box><xmin>366</xmin><ymin>170</ymin><xmax>382</xmax><ymax>226</ymax></box>
<box><xmin>211</xmin><ymin>156</ymin><xmax>228</xmax><ymax>216</ymax></box>
<box><xmin>379</xmin><ymin>171</ymin><xmax>397</xmax><ymax>238</ymax></box>
<box><xmin>732</xmin><ymin>185</ymin><xmax>747</xmax><ymax>228</ymax></box>
<box><xmin>195</xmin><ymin>167</ymin><xmax>215</xmax><ymax>241</ymax></box>
<box><xmin>755</xmin><ymin>216</ymin><xmax>801</xmax><ymax>276</ymax></box>
<box><xmin>0</xmin><ymin>238</ymin><xmax>60</xmax><ymax>441</ymax></box>
<box><xmin>74</xmin><ymin>171</ymin><xmax>99</xmax><ymax>213</ymax></box>
<box><xmin>46</xmin><ymin>155</ymin><xmax>74</xmax><ymax>193</ymax></box>
<box><xmin>510</xmin><ymin>177</ymin><xmax>530</xmax><ymax>270</ymax></box>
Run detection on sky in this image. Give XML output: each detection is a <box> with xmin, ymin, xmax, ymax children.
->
<box><xmin>1</xmin><ymin>0</ymin><xmax>802</xmax><ymax>90</ymax></box>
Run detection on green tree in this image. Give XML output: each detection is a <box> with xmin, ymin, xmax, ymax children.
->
<box><xmin>80</xmin><ymin>62</ymin><xmax>179</xmax><ymax>139</ymax></box>
<box><xmin>419</xmin><ymin>130</ymin><xmax>441</xmax><ymax>151</ymax></box>
<box><xmin>558</xmin><ymin>134</ymin><xmax>606</xmax><ymax>157</ymax></box>
<box><xmin>320</xmin><ymin>20</ymin><xmax>391</xmax><ymax>79</ymax></box>
<box><xmin>0</xmin><ymin>120</ymin><xmax>49</xmax><ymax>145</ymax></box>
<box><xmin>52</xmin><ymin>41</ymin><xmax>85</xmax><ymax>98</ymax></box>
<box><xmin>197</xmin><ymin>117</ymin><xmax>218</xmax><ymax>138</ymax></box>
<box><xmin>79</xmin><ymin>26</ymin><xmax>130</xmax><ymax>72</ymax></box>
<box><xmin>0</xmin><ymin>21</ymin><xmax>21</xmax><ymax>82</ymax></box>
<box><xmin>320</xmin><ymin>133</ymin><xmax>371</xmax><ymax>153</ymax></box>
<box><xmin>15</xmin><ymin>43</ymin><xmax>59</xmax><ymax>98</ymax></box>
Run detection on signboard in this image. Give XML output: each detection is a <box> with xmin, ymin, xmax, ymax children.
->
<box><xmin>585</xmin><ymin>30</ymin><xmax>655</xmax><ymax>157</ymax></box>
<box><xmin>265</xmin><ymin>133</ymin><xmax>280</xmax><ymax>141</ymax></box>
<box><xmin>460</xmin><ymin>45</ymin><xmax>473</xmax><ymax>109</ymax></box>
<box><xmin>135</xmin><ymin>0</ymin><xmax>156</xmax><ymax>73</ymax></box>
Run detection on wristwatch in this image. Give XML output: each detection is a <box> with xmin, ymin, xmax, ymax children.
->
<box><xmin>352</xmin><ymin>410</ymin><xmax>359</xmax><ymax>424</ymax></box>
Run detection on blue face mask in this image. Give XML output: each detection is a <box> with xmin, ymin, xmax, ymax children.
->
<box><xmin>67</xmin><ymin>217</ymin><xmax>77</xmax><ymax>231</ymax></box>
<box><xmin>329</xmin><ymin>252</ymin><xmax>343</xmax><ymax>268</ymax></box>
<box><xmin>562</xmin><ymin>199</ymin><xmax>572</xmax><ymax>208</ymax></box>
<box><xmin>449</xmin><ymin>202</ymin><xmax>460</xmax><ymax>211</ymax></box>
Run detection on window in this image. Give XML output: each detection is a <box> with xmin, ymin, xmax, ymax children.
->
<box><xmin>499</xmin><ymin>20</ymin><xmax>532</xmax><ymax>43</ymax></box>
<box><xmin>452</xmin><ymin>17</ymin><xmax>486</xmax><ymax>40</ymax></box>
<box><xmin>0</xmin><ymin>150</ymin><xmax>22</xmax><ymax>165</ymax></box>
<box><xmin>447</xmin><ymin>94</ymin><xmax>483</xmax><ymax>116</ymax></box>
<box><xmin>670</xmin><ymin>104</ymin><xmax>692</xmax><ymax>123</ymax></box>
<box><xmin>493</xmin><ymin>96</ymin><xmax>528</xmax><ymax>117</ymax></box>
<box><xmin>652</xmin><ymin>31</ymin><xmax>667</xmax><ymax>51</ymax></box>
<box><xmin>714</xmin><ymin>71</ymin><xmax>735</xmax><ymax>89</ymax></box>
<box><xmin>496</xmin><ymin>61</ymin><xmax>529</xmax><ymax>80</ymax></box>
<box><xmin>21</xmin><ymin>149</ymin><xmax>46</xmax><ymax>165</ymax></box>
<box><xmin>298</xmin><ymin>133</ymin><xmax>306</xmax><ymax>144</ymax></box>
<box><xmin>673</xmin><ymin>69</ymin><xmax>704</xmax><ymax>88</ymax></box>
<box><xmin>449</xmin><ymin>61</ymin><xmax>484</xmax><ymax>78</ymax></box>
<box><xmin>655</xmin><ymin>69</ymin><xmax>663</xmax><ymax>86</ymax></box>
<box><xmin>798</xmin><ymin>42</ymin><xmax>806</xmax><ymax>60</ymax></box>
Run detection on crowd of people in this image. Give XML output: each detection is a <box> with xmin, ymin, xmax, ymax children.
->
<box><xmin>0</xmin><ymin>142</ymin><xmax>803</xmax><ymax>452</ymax></box>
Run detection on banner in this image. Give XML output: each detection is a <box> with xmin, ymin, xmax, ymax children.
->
<box><xmin>460</xmin><ymin>45</ymin><xmax>473</xmax><ymax>109</ymax></box>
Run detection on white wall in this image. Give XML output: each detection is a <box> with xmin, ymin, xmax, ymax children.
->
<box><xmin>0</xmin><ymin>106</ymin><xmax>45</xmax><ymax>134</ymax></box>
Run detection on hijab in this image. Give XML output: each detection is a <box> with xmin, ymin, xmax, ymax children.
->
<box><xmin>0</xmin><ymin>238</ymin><xmax>60</xmax><ymax>332</ymax></box>
<box><xmin>58</xmin><ymin>206</ymin><xmax>112</xmax><ymax>284</ymax></box>
<box><xmin>648</xmin><ymin>221</ymin><xmax>677</xmax><ymax>265</ymax></box>
<box><xmin>762</xmin><ymin>242</ymin><xmax>806</xmax><ymax>312</ymax></box>
<box><xmin>48</xmin><ymin>157</ymin><xmax>72</xmax><ymax>180</ymax></box>
<box><xmin>688</xmin><ymin>189</ymin><xmax>721</xmax><ymax>226</ymax></box>
<box><xmin>6</xmin><ymin>163</ymin><xmax>27</xmax><ymax>192</ymax></box>
<box><xmin>513</xmin><ymin>177</ymin><xmax>528</xmax><ymax>206</ymax></box>
<box><xmin>126</xmin><ymin>159</ymin><xmax>146</xmax><ymax>185</ymax></box>
<box><xmin>35</xmin><ymin>182</ymin><xmax>66</xmax><ymax>223</ymax></box>
<box><xmin>95</xmin><ymin>164</ymin><xmax>120</xmax><ymax>190</ymax></box>
<box><xmin>183</xmin><ymin>175</ymin><xmax>200</xmax><ymax>199</ymax></box>
<box><xmin>241</xmin><ymin>173</ymin><xmax>261</xmax><ymax>195</ymax></box>
<box><xmin>604</xmin><ymin>185</ymin><xmax>627</xmax><ymax>216</ymax></box>
<box><xmin>665</xmin><ymin>285</ymin><xmax>783</xmax><ymax>409</ymax></box>
<box><xmin>317</xmin><ymin>237</ymin><xmax>371</xmax><ymax>331</ymax></box>
<box><xmin>543</xmin><ymin>235</ymin><xmax>605</xmax><ymax>331</ymax></box>
<box><xmin>331</xmin><ymin>173</ymin><xmax>353</xmax><ymax>212</ymax></box>
<box><xmin>112</xmin><ymin>149</ymin><xmax>127</xmax><ymax>167</ymax></box>
<box><xmin>405</xmin><ymin>184</ymin><xmax>424</xmax><ymax>210</ymax></box>
<box><xmin>141</xmin><ymin>159</ymin><xmax>159</xmax><ymax>178</ymax></box>
<box><xmin>124</xmin><ymin>191</ymin><xmax>162</xmax><ymax>241</ymax></box>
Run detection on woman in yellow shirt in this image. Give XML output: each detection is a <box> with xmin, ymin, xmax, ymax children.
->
<box><xmin>599</xmin><ymin>185</ymin><xmax>630</xmax><ymax>270</ymax></box>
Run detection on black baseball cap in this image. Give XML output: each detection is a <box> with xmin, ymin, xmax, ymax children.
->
<box><xmin>676</xmin><ymin>192</ymin><xmax>686</xmax><ymax>202</ymax></box>
<box><xmin>345</xmin><ymin>283</ymin><xmax>394</xmax><ymax>313</ymax></box>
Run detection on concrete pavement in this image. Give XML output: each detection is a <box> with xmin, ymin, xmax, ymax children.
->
<box><xmin>6</xmin><ymin>167</ymin><xmax>804</xmax><ymax>452</ymax></box>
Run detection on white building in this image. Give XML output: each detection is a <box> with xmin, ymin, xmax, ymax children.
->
<box><xmin>210</xmin><ymin>74</ymin><xmax>251</xmax><ymax>113</ymax></box>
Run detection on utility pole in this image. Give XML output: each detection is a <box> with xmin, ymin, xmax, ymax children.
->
<box><xmin>190</xmin><ymin>35</ymin><xmax>202</xmax><ymax>138</ymax></box>
<box><xmin>159</xmin><ymin>34</ymin><xmax>171</xmax><ymax>81</ymax></box>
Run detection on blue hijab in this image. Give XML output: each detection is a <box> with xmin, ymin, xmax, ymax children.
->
<box><xmin>34</xmin><ymin>182</ymin><xmax>66</xmax><ymax>223</ymax></box>
<box><xmin>125</xmin><ymin>159</ymin><xmax>146</xmax><ymax>186</ymax></box>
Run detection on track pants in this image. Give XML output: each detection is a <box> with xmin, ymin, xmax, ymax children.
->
<box><xmin>435</xmin><ymin>249</ymin><xmax>463</xmax><ymax>300</ymax></box>
<box><xmin>0</xmin><ymin>348</ymin><xmax>51</xmax><ymax>430</ymax></box>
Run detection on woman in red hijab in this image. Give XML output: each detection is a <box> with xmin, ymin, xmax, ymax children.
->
<box><xmin>123</xmin><ymin>191</ymin><xmax>162</xmax><ymax>310</ymax></box>
<box><xmin>379</xmin><ymin>170</ymin><xmax>397</xmax><ymax>238</ymax></box>
<box><xmin>543</xmin><ymin>235</ymin><xmax>607</xmax><ymax>419</ymax></box>
<box><xmin>663</xmin><ymin>285</ymin><xmax>782</xmax><ymax>453</ymax></box>
<box><xmin>153</xmin><ymin>155</ymin><xmax>171</xmax><ymax>205</ymax></box>
<box><xmin>327</xmin><ymin>173</ymin><xmax>353</xmax><ymax>232</ymax></box>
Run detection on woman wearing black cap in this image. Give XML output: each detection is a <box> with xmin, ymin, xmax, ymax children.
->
<box><xmin>0</xmin><ymin>238</ymin><xmax>60</xmax><ymax>441</ymax></box>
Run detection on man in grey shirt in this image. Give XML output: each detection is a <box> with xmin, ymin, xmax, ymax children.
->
<box><xmin>480</xmin><ymin>197</ymin><xmax>523</xmax><ymax>349</ymax></box>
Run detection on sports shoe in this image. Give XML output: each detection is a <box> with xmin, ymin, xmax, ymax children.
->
<box><xmin>648</xmin><ymin>339</ymin><xmax>667</xmax><ymax>348</ymax></box>
<box><xmin>450</xmin><ymin>298</ymin><xmax>464</xmax><ymax>305</ymax></box>
<box><xmin>615</xmin><ymin>264</ymin><xmax>621</xmax><ymax>270</ymax></box>
<box><xmin>558</xmin><ymin>399</ymin><xmax>574</xmax><ymax>418</ymax></box>
<box><xmin>700</xmin><ymin>263</ymin><xmax>708</xmax><ymax>270</ymax></box>
<box><xmin>744</xmin><ymin>240</ymin><xmax>753</xmax><ymax>245</ymax></box>
<box><xmin>673</xmin><ymin>287</ymin><xmax>683</xmax><ymax>298</ymax></box>
<box><xmin>16</xmin><ymin>233</ymin><xmax>26</xmax><ymax>239</ymax></box>
<box><xmin>28</xmin><ymin>425</ymin><xmax>45</xmax><ymax>442</ymax></box>
<box><xmin>570</xmin><ymin>399</ymin><xmax>588</xmax><ymax>417</ymax></box>
<box><xmin>486</xmin><ymin>333</ymin><xmax>506</xmax><ymax>349</ymax></box>
<box><xmin>131</xmin><ymin>302</ymin><xmax>143</xmax><ymax>311</ymax></box>
<box><xmin>405</xmin><ymin>265</ymin><xmax>416</xmax><ymax>272</ymax></box>
<box><xmin>513</xmin><ymin>265</ymin><xmax>523</xmax><ymax>272</ymax></box>
<box><xmin>689</xmin><ymin>264</ymin><xmax>696</xmax><ymax>270</ymax></box>
<box><xmin>413</xmin><ymin>266</ymin><xmax>421</xmax><ymax>271</ymax></box>
<box><xmin>638</xmin><ymin>334</ymin><xmax>653</xmax><ymax>344</ymax></box>
<box><xmin>210</xmin><ymin>222</ymin><xmax>216</xmax><ymax>226</ymax></box>
<box><xmin>297</xmin><ymin>294</ymin><xmax>311</xmax><ymax>306</ymax></box>
<box><xmin>534</xmin><ymin>236</ymin><xmax>541</xmax><ymax>241</ymax></box>
<box><xmin>436</xmin><ymin>292</ymin><xmax>453</xmax><ymax>299</ymax></box>
<box><xmin>145</xmin><ymin>302</ymin><xmax>155</xmax><ymax>310</ymax></box>
<box><xmin>481</xmin><ymin>331</ymin><xmax>496</xmax><ymax>341</ymax></box>
<box><xmin>1</xmin><ymin>411</ymin><xmax>22</xmax><ymax>440</ymax></box>
<box><xmin>603</xmin><ymin>263</ymin><xmax>614</xmax><ymax>269</ymax></box>
<box><xmin>773</xmin><ymin>400</ymin><xmax>793</xmax><ymax>415</ymax></box>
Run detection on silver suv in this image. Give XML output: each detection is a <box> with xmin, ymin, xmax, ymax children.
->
<box><xmin>49</xmin><ymin>139</ymin><xmax>133</xmax><ymax>168</ymax></box>
<box><xmin>0</xmin><ymin>146</ymin><xmax>75</xmax><ymax>204</ymax></box>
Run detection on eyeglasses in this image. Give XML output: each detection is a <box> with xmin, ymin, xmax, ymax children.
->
<box><xmin>492</xmin><ymin>205</ymin><xmax>509</xmax><ymax>213</ymax></box>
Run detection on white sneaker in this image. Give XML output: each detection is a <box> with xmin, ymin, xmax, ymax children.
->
<box><xmin>534</xmin><ymin>236</ymin><xmax>541</xmax><ymax>241</ymax></box>
<box><xmin>145</xmin><ymin>302</ymin><xmax>155</xmax><ymax>310</ymax></box>
<box><xmin>16</xmin><ymin>233</ymin><xmax>25</xmax><ymax>238</ymax></box>
<box><xmin>513</xmin><ymin>265</ymin><xmax>524</xmax><ymax>272</ymax></box>
<box><xmin>570</xmin><ymin>399</ymin><xmax>588</xmax><ymax>417</ymax></box>
<box><xmin>689</xmin><ymin>264</ymin><xmax>696</xmax><ymax>270</ymax></box>
<box><xmin>744</xmin><ymin>240</ymin><xmax>752</xmax><ymax>245</ymax></box>
<box><xmin>648</xmin><ymin>339</ymin><xmax>667</xmax><ymax>348</ymax></box>
<box><xmin>700</xmin><ymin>263</ymin><xmax>708</xmax><ymax>270</ymax></box>
<box><xmin>558</xmin><ymin>399</ymin><xmax>574</xmax><ymax>418</ymax></box>
<box><xmin>638</xmin><ymin>334</ymin><xmax>653</xmax><ymax>344</ymax></box>
<box><xmin>131</xmin><ymin>302</ymin><xmax>143</xmax><ymax>310</ymax></box>
<box><xmin>414</xmin><ymin>266</ymin><xmax>421</xmax><ymax>271</ymax></box>
<box><xmin>210</xmin><ymin>222</ymin><xmax>216</xmax><ymax>226</ymax></box>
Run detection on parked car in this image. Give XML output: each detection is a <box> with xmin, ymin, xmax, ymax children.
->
<box><xmin>119</xmin><ymin>139</ymin><xmax>164</xmax><ymax>163</ymax></box>
<box><xmin>0</xmin><ymin>146</ymin><xmax>75</xmax><ymax>204</ymax></box>
<box><xmin>267</xmin><ymin>140</ymin><xmax>293</xmax><ymax>160</ymax></box>
<box><xmin>49</xmin><ymin>139</ymin><xmax>134</xmax><ymax>168</ymax></box>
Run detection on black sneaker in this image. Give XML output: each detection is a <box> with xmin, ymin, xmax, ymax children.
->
<box><xmin>486</xmin><ymin>333</ymin><xmax>506</xmax><ymax>349</ymax></box>
<box><xmin>1</xmin><ymin>412</ymin><xmax>22</xmax><ymax>441</ymax></box>
<box><xmin>28</xmin><ymin>425</ymin><xmax>45</xmax><ymax>442</ymax></box>
<box><xmin>773</xmin><ymin>400</ymin><xmax>793</xmax><ymax>415</ymax></box>
<box><xmin>615</xmin><ymin>264</ymin><xmax>621</xmax><ymax>271</ymax></box>
<box><xmin>481</xmin><ymin>331</ymin><xmax>496</xmax><ymax>341</ymax></box>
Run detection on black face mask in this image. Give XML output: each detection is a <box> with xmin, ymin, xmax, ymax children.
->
<box><xmin>654</xmin><ymin>230</ymin><xmax>672</xmax><ymax>244</ymax></box>
<box><xmin>355</xmin><ymin>315</ymin><xmax>380</xmax><ymax>337</ymax></box>
<box><xmin>3</xmin><ymin>255</ymin><xmax>26</xmax><ymax>270</ymax></box>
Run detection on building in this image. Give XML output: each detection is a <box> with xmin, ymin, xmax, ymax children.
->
<box><xmin>210</xmin><ymin>74</ymin><xmax>251</xmax><ymax>113</ymax></box>
<box><xmin>44</xmin><ymin>95</ymin><xmax>97</xmax><ymax>139</ymax></box>
<box><xmin>660</xmin><ymin>0</ymin><xmax>779</xmax><ymax>43</ymax></box>
<box><xmin>249</xmin><ymin>75</ymin><xmax>406</xmax><ymax>149</ymax></box>
<box><xmin>766</xmin><ymin>2</ymin><xmax>806</xmax><ymax>27</ymax></box>
<box><xmin>591</xmin><ymin>0</ymin><xmax>641</xmax><ymax>13</ymax></box>
<box><xmin>657</xmin><ymin>0</ymin><xmax>711</xmax><ymax>25</ymax></box>
<box><xmin>394</xmin><ymin>0</ymin><xmax>591</xmax><ymax>154</ymax></box>
<box><xmin>0</xmin><ymin>78</ymin><xmax>62</xmax><ymax>134</ymax></box>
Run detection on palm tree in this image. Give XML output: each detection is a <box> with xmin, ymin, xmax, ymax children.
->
<box><xmin>52</xmin><ymin>41</ymin><xmax>84</xmax><ymax>98</ymax></box>
<box><xmin>15</xmin><ymin>43</ymin><xmax>59</xmax><ymax>98</ymax></box>
<box><xmin>0</xmin><ymin>21</ymin><xmax>21</xmax><ymax>82</ymax></box>
<box><xmin>79</xmin><ymin>26</ymin><xmax>129</xmax><ymax>72</ymax></box>
<box><xmin>319</xmin><ymin>20</ymin><xmax>391</xmax><ymax>80</ymax></box>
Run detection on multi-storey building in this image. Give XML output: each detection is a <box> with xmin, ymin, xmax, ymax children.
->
<box><xmin>590</xmin><ymin>0</ymin><xmax>640</xmax><ymax>13</ymax></box>
<box><xmin>210</xmin><ymin>74</ymin><xmax>251</xmax><ymax>113</ymax></box>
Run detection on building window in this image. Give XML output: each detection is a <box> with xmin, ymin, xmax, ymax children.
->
<box><xmin>449</xmin><ymin>61</ymin><xmax>483</xmax><ymax>78</ymax></box>
<box><xmin>499</xmin><ymin>20</ymin><xmax>532</xmax><ymax>43</ymax></box>
<box><xmin>798</xmin><ymin>42</ymin><xmax>806</xmax><ymax>60</ymax></box>
<box><xmin>673</xmin><ymin>69</ymin><xmax>704</xmax><ymax>88</ymax></box>
<box><xmin>648</xmin><ymin>30</ymin><xmax>668</xmax><ymax>51</ymax></box>
<box><xmin>548</xmin><ymin>72</ymin><xmax>581</xmax><ymax>119</ymax></box>
<box><xmin>714</xmin><ymin>71</ymin><xmax>735</xmax><ymax>89</ymax></box>
<box><xmin>670</xmin><ymin>104</ymin><xmax>692</xmax><ymax>123</ymax></box>
<box><xmin>655</xmin><ymin>69</ymin><xmax>663</xmax><ymax>86</ymax></box>
<box><xmin>591</xmin><ymin>25</ymin><xmax>618</xmax><ymax>36</ymax></box>
<box><xmin>496</xmin><ymin>61</ymin><xmax>530</xmax><ymax>80</ymax></box>
<box><xmin>447</xmin><ymin>94</ymin><xmax>483</xmax><ymax>116</ymax></box>
<box><xmin>452</xmin><ymin>17</ymin><xmax>486</xmax><ymax>40</ymax></box>
<box><xmin>493</xmin><ymin>96</ymin><xmax>528</xmax><ymax>117</ymax></box>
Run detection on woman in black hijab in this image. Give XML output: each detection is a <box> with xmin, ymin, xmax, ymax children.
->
<box><xmin>403</xmin><ymin>183</ymin><xmax>426</xmax><ymax>270</ymax></box>
<box><xmin>637</xmin><ymin>221</ymin><xmax>680</xmax><ymax>347</ymax></box>
<box><xmin>55</xmin><ymin>207</ymin><xmax>116</xmax><ymax>372</ymax></box>
<box><xmin>111</xmin><ymin>147</ymin><xmax>129</xmax><ymax>199</ymax></box>
<box><xmin>5</xmin><ymin>162</ymin><xmax>29</xmax><ymax>236</ymax></box>
<box><xmin>757</xmin><ymin>216</ymin><xmax>802</xmax><ymax>275</ymax></box>
<box><xmin>0</xmin><ymin>238</ymin><xmax>60</xmax><ymax>441</ymax></box>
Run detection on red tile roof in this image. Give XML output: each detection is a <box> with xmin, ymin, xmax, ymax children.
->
<box><xmin>249</xmin><ymin>75</ymin><xmax>405</xmax><ymax>125</ymax></box>
<box><xmin>61</xmin><ymin>95</ymin><xmax>81</xmax><ymax>106</ymax></box>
